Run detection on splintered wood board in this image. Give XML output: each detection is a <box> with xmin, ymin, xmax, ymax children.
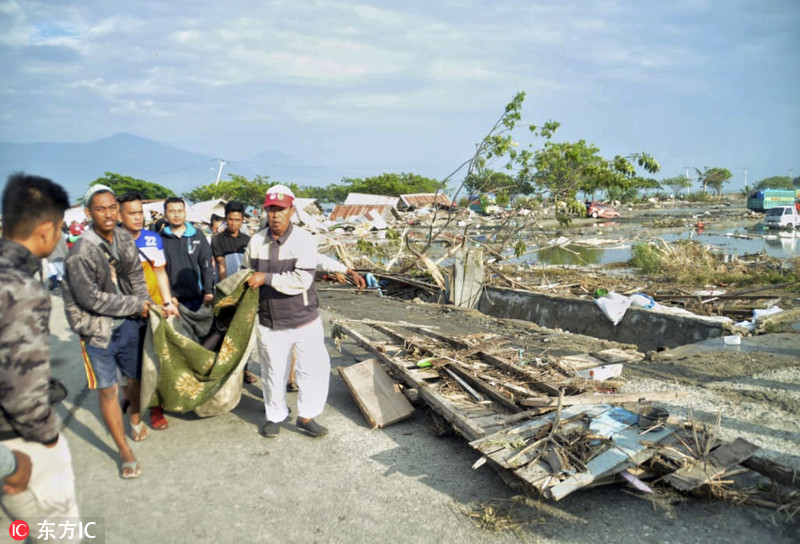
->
<box><xmin>664</xmin><ymin>437</ymin><xmax>760</xmax><ymax>491</ymax></box>
<box><xmin>338</xmin><ymin>358</ymin><xmax>414</xmax><ymax>429</ymax></box>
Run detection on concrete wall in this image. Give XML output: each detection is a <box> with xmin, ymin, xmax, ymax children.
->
<box><xmin>477</xmin><ymin>286</ymin><xmax>728</xmax><ymax>351</ymax></box>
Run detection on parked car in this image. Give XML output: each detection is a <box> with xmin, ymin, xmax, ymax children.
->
<box><xmin>763</xmin><ymin>206</ymin><xmax>800</xmax><ymax>229</ymax></box>
<box><xmin>586</xmin><ymin>202</ymin><xmax>620</xmax><ymax>219</ymax></box>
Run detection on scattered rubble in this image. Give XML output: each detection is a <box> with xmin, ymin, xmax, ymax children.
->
<box><xmin>330</xmin><ymin>318</ymin><xmax>800</xmax><ymax>513</ymax></box>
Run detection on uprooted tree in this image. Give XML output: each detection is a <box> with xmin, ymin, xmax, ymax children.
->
<box><xmin>393</xmin><ymin>92</ymin><xmax>660</xmax><ymax>281</ymax></box>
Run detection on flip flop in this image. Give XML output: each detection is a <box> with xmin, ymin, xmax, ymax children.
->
<box><xmin>131</xmin><ymin>420</ymin><xmax>148</xmax><ymax>442</ymax></box>
<box><xmin>119</xmin><ymin>460</ymin><xmax>142</xmax><ymax>480</ymax></box>
<box><xmin>243</xmin><ymin>370</ymin><xmax>258</xmax><ymax>384</ymax></box>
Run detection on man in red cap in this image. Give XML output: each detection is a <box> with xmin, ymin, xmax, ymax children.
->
<box><xmin>243</xmin><ymin>184</ymin><xmax>331</xmax><ymax>438</ymax></box>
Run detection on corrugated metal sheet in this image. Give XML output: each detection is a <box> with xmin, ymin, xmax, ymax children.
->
<box><xmin>343</xmin><ymin>193</ymin><xmax>400</xmax><ymax>207</ymax></box>
<box><xmin>329</xmin><ymin>204</ymin><xmax>395</xmax><ymax>222</ymax></box>
<box><xmin>399</xmin><ymin>193</ymin><xmax>452</xmax><ymax>209</ymax></box>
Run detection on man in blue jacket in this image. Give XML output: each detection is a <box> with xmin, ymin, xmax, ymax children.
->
<box><xmin>160</xmin><ymin>197</ymin><xmax>214</xmax><ymax>312</ymax></box>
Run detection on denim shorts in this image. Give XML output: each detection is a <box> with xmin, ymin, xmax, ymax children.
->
<box><xmin>81</xmin><ymin>318</ymin><xmax>145</xmax><ymax>389</ymax></box>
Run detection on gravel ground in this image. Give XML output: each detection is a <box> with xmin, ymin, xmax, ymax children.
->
<box><xmin>322</xmin><ymin>288</ymin><xmax>800</xmax><ymax>543</ymax></box>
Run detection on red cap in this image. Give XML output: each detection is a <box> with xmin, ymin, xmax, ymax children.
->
<box><xmin>263</xmin><ymin>185</ymin><xmax>295</xmax><ymax>209</ymax></box>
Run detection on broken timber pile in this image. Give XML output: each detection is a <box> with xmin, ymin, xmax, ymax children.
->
<box><xmin>331</xmin><ymin>318</ymin><xmax>800</xmax><ymax>511</ymax></box>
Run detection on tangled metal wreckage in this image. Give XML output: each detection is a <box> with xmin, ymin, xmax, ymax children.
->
<box><xmin>330</xmin><ymin>319</ymin><xmax>800</xmax><ymax>513</ymax></box>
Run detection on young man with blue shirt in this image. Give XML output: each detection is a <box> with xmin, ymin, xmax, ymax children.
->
<box><xmin>160</xmin><ymin>197</ymin><xmax>214</xmax><ymax>312</ymax></box>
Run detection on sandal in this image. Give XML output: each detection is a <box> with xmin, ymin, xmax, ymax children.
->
<box><xmin>131</xmin><ymin>420</ymin><xmax>148</xmax><ymax>442</ymax></box>
<box><xmin>150</xmin><ymin>406</ymin><xmax>169</xmax><ymax>430</ymax></box>
<box><xmin>243</xmin><ymin>370</ymin><xmax>258</xmax><ymax>384</ymax></box>
<box><xmin>119</xmin><ymin>460</ymin><xmax>142</xmax><ymax>480</ymax></box>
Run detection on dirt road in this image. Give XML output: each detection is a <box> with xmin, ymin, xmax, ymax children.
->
<box><xmin>4</xmin><ymin>290</ymin><xmax>796</xmax><ymax>544</ymax></box>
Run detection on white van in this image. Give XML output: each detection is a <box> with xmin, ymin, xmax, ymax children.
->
<box><xmin>763</xmin><ymin>206</ymin><xmax>800</xmax><ymax>229</ymax></box>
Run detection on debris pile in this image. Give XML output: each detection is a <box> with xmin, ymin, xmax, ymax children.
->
<box><xmin>331</xmin><ymin>319</ymin><xmax>800</xmax><ymax>510</ymax></box>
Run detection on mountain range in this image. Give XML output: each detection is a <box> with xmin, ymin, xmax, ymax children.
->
<box><xmin>0</xmin><ymin>133</ymin><xmax>340</xmax><ymax>203</ymax></box>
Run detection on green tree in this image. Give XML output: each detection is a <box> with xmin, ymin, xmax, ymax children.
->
<box><xmin>295</xmin><ymin>184</ymin><xmax>346</xmax><ymax>203</ymax></box>
<box><xmin>754</xmin><ymin>176</ymin><xmax>794</xmax><ymax>190</ymax></box>
<box><xmin>528</xmin><ymin>139</ymin><xmax>659</xmax><ymax>223</ymax></box>
<box><xmin>662</xmin><ymin>175</ymin><xmax>693</xmax><ymax>197</ymax></box>
<box><xmin>183</xmin><ymin>174</ymin><xmax>280</xmax><ymax>207</ymax></box>
<box><xmin>706</xmin><ymin>168</ymin><xmax>733</xmax><ymax>196</ymax></box>
<box><xmin>694</xmin><ymin>167</ymin><xmax>732</xmax><ymax>196</ymax></box>
<box><xmin>464</xmin><ymin>169</ymin><xmax>514</xmax><ymax>195</ymax></box>
<box><xmin>338</xmin><ymin>172</ymin><xmax>442</xmax><ymax>196</ymax></box>
<box><xmin>84</xmin><ymin>172</ymin><xmax>175</xmax><ymax>203</ymax></box>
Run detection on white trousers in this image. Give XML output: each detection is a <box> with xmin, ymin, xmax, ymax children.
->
<box><xmin>256</xmin><ymin>317</ymin><xmax>330</xmax><ymax>423</ymax></box>
<box><xmin>0</xmin><ymin>434</ymin><xmax>79</xmax><ymax>527</ymax></box>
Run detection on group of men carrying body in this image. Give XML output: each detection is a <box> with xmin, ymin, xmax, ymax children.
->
<box><xmin>0</xmin><ymin>174</ymin><xmax>364</xmax><ymax>531</ymax></box>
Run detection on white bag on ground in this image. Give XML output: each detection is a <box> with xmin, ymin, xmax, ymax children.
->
<box><xmin>595</xmin><ymin>291</ymin><xmax>632</xmax><ymax>325</ymax></box>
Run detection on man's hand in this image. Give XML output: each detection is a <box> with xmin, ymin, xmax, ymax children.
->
<box><xmin>3</xmin><ymin>451</ymin><xmax>32</xmax><ymax>494</ymax></box>
<box><xmin>246</xmin><ymin>272</ymin><xmax>267</xmax><ymax>289</ymax></box>
<box><xmin>348</xmin><ymin>269</ymin><xmax>367</xmax><ymax>290</ymax></box>
<box><xmin>140</xmin><ymin>301</ymin><xmax>150</xmax><ymax>318</ymax></box>
<box><xmin>202</xmin><ymin>293</ymin><xmax>214</xmax><ymax>306</ymax></box>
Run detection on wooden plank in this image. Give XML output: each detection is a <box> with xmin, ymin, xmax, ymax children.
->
<box><xmin>559</xmin><ymin>353</ymin><xmax>609</xmax><ymax>371</ymax></box>
<box><xmin>469</xmin><ymin>404</ymin><xmax>611</xmax><ymax>468</ymax></box>
<box><xmin>742</xmin><ymin>456</ymin><xmax>800</xmax><ymax>490</ymax></box>
<box><xmin>444</xmin><ymin>364</ymin><xmax>521</xmax><ymax>413</ymax></box>
<box><xmin>477</xmin><ymin>351</ymin><xmax>563</xmax><ymax>396</ymax></box>
<box><xmin>411</xmin><ymin>368</ymin><xmax>441</xmax><ymax>380</ymax></box>
<box><xmin>664</xmin><ymin>438</ymin><xmax>761</xmax><ymax>492</ymax></box>
<box><xmin>452</xmin><ymin>248</ymin><xmax>484</xmax><ymax>308</ymax></box>
<box><xmin>521</xmin><ymin>390</ymin><xmax>688</xmax><ymax>407</ymax></box>
<box><xmin>589</xmin><ymin>348</ymin><xmax>644</xmax><ymax>364</ymax></box>
<box><xmin>368</xmin><ymin>324</ymin><xmax>521</xmax><ymax>413</ymax></box>
<box><xmin>708</xmin><ymin>437</ymin><xmax>759</xmax><ymax>467</ymax></box>
<box><xmin>338</xmin><ymin>358</ymin><xmax>415</xmax><ymax>429</ymax></box>
<box><xmin>407</xmin><ymin>328</ymin><xmax>510</xmax><ymax>358</ymax></box>
<box><xmin>331</xmin><ymin>320</ymin><xmax>487</xmax><ymax>441</ymax></box>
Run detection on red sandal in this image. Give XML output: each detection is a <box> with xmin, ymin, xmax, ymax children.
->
<box><xmin>150</xmin><ymin>406</ymin><xmax>169</xmax><ymax>430</ymax></box>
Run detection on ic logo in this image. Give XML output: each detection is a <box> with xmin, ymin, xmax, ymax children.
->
<box><xmin>9</xmin><ymin>520</ymin><xmax>28</xmax><ymax>541</ymax></box>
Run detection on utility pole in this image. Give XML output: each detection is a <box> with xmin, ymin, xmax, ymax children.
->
<box><xmin>214</xmin><ymin>159</ymin><xmax>227</xmax><ymax>185</ymax></box>
<box><xmin>742</xmin><ymin>167</ymin><xmax>748</xmax><ymax>189</ymax></box>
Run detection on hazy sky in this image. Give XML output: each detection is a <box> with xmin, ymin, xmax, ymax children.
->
<box><xmin>1</xmin><ymin>0</ymin><xmax>798</xmax><ymax>189</ymax></box>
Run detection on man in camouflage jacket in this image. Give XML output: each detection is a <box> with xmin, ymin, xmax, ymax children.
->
<box><xmin>0</xmin><ymin>173</ymin><xmax>79</xmax><ymax>524</ymax></box>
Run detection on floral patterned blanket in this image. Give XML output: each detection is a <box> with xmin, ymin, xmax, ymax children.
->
<box><xmin>140</xmin><ymin>270</ymin><xmax>258</xmax><ymax>416</ymax></box>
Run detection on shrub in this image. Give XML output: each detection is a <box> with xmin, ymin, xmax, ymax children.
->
<box><xmin>684</xmin><ymin>191</ymin><xmax>713</xmax><ymax>203</ymax></box>
<box><xmin>630</xmin><ymin>243</ymin><xmax>662</xmax><ymax>274</ymax></box>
